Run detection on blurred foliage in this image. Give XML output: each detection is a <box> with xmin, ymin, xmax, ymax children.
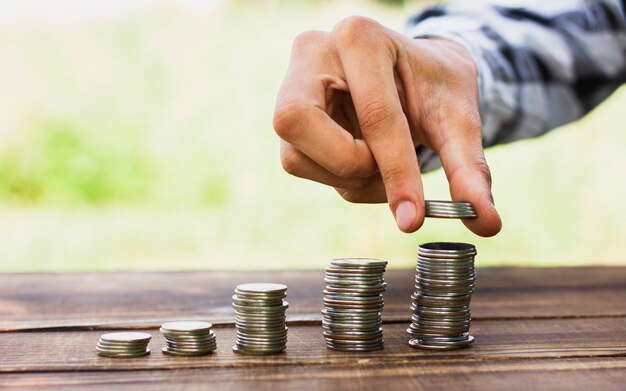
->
<box><xmin>0</xmin><ymin>0</ymin><xmax>623</xmax><ymax>272</ymax></box>
<box><xmin>0</xmin><ymin>118</ymin><xmax>152</xmax><ymax>204</ymax></box>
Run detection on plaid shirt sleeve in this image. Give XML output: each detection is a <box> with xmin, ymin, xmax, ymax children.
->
<box><xmin>404</xmin><ymin>0</ymin><xmax>626</xmax><ymax>172</ymax></box>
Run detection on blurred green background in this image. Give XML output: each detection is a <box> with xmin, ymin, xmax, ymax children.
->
<box><xmin>0</xmin><ymin>0</ymin><xmax>624</xmax><ymax>272</ymax></box>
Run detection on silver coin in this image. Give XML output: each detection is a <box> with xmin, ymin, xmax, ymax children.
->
<box><xmin>232</xmin><ymin>296</ymin><xmax>282</xmax><ymax>308</ymax></box>
<box><xmin>325</xmin><ymin>267</ymin><xmax>387</xmax><ymax>276</ymax></box>
<box><xmin>96</xmin><ymin>345</ymin><xmax>149</xmax><ymax>354</ymax></box>
<box><xmin>324</xmin><ymin>279</ymin><xmax>385</xmax><ymax>287</ymax></box>
<box><xmin>233</xmin><ymin>301</ymin><xmax>288</xmax><ymax>312</ymax></box>
<box><xmin>325</xmin><ymin>340</ymin><xmax>384</xmax><ymax>349</ymax></box>
<box><xmin>164</xmin><ymin>340</ymin><xmax>217</xmax><ymax>349</ymax></box>
<box><xmin>330</xmin><ymin>258</ymin><xmax>388</xmax><ymax>269</ymax></box>
<box><xmin>236</xmin><ymin>283</ymin><xmax>287</xmax><ymax>294</ymax></box>
<box><xmin>99</xmin><ymin>332</ymin><xmax>152</xmax><ymax>344</ymax></box>
<box><xmin>235</xmin><ymin>344</ymin><xmax>287</xmax><ymax>352</ymax></box>
<box><xmin>162</xmin><ymin>347</ymin><xmax>214</xmax><ymax>356</ymax></box>
<box><xmin>97</xmin><ymin>348</ymin><xmax>150</xmax><ymax>358</ymax></box>
<box><xmin>325</xmin><ymin>273</ymin><xmax>384</xmax><ymax>280</ymax></box>
<box><xmin>232</xmin><ymin>345</ymin><xmax>285</xmax><ymax>355</ymax></box>
<box><xmin>418</xmin><ymin>242</ymin><xmax>476</xmax><ymax>256</ymax></box>
<box><xmin>234</xmin><ymin>314</ymin><xmax>285</xmax><ymax>320</ymax></box>
<box><xmin>410</xmin><ymin>335</ymin><xmax>474</xmax><ymax>348</ymax></box>
<box><xmin>324</xmin><ymin>286</ymin><xmax>386</xmax><ymax>295</ymax></box>
<box><xmin>160</xmin><ymin>321</ymin><xmax>212</xmax><ymax>334</ymax></box>
<box><xmin>96</xmin><ymin>339</ymin><xmax>150</xmax><ymax>348</ymax></box>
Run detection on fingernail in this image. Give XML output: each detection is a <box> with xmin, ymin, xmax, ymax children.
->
<box><xmin>395</xmin><ymin>201</ymin><xmax>416</xmax><ymax>232</ymax></box>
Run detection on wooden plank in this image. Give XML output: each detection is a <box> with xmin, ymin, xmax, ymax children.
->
<box><xmin>2</xmin><ymin>318</ymin><xmax>626</xmax><ymax>373</ymax></box>
<box><xmin>2</xmin><ymin>267</ymin><xmax>626</xmax><ymax>331</ymax></box>
<box><xmin>2</xmin><ymin>358</ymin><xmax>626</xmax><ymax>390</ymax></box>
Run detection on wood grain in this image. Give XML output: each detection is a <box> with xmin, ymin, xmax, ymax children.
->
<box><xmin>2</xmin><ymin>267</ymin><xmax>626</xmax><ymax>331</ymax></box>
<box><xmin>2</xmin><ymin>318</ymin><xmax>626</xmax><ymax>373</ymax></box>
<box><xmin>2</xmin><ymin>358</ymin><xmax>626</xmax><ymax>390</ymax></box>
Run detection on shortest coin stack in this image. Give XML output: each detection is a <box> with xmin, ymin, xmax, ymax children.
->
<box><xmin>161</xmin><ymin>321</ymin><xmax>217</xmax><ymax>356</ymax></box>
<box><xmin>97</xmin><ymin>332</ymin><xmax>151</xmax><ymax>358</ymax></box>
<box><xmin>233</xmin><ymin>283</ymin><xmax>289</xmax><ymax>355</ymax></box>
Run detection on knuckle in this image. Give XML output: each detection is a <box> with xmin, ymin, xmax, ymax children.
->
<box><xmin>421</xmin><ymin>104</ymin><xmax>444</xmax><ymax>131</ymax></box>
<box><xmin>279</xmin><ymin>145</ymin><xmax>303</xmax><ymax>177</ymax></box>
<box><xmin>359</xmin><ymin>97</ymin><xmax>392</xmax><ymax>132</ymax></box>
<box><xmin>292</xmin><ymin>30</ymin><xmax>325</xmax><ymax>51</ymax></box>
<box><xmin>380</xmin><ymin>164</ymin><xmax>405</xmax><ymax>184</ymax></box>
<box><xmin>335</xmin><ymin>159</ymin><xmax>359</xmax><ymax>180</ymax></box>
<box><xmin>332</xmin><ymin>16</ymin><xmax>380</xmax><ymax>45</ymax></box>
<box><xmin>273</xmin><ymin>98</ymin><xmax>309</xmax><ymax>140</ymax></box>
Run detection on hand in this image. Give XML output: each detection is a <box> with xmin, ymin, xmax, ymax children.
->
<box><xmin>273</xmin><ymin>16</ymin><xmax>501</xmax><ymax>236</ymax></box>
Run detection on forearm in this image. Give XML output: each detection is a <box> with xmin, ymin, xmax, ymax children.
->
<box><xmin>406</xmin><ymin>0</ymin><xmax>626</xmax><ymax>169</ymax></box>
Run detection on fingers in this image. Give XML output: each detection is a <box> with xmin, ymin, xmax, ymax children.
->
<box><xmin>332</xmin><ymin>17</ymin><xmax>424</xmax><ymax>233</ymax></box>
<box><xmin>435</xmin><ymin>106</ymin><xmax>502</xmax><ymax>237</ymax></box>
<box><xmin>335</xmin><ymin>176</ymin><xmax>387</xmax><ymax>203</ymax></box>
<box><xmin>280</xmin><ymin>141</ymin><xmax>376</xmax><ymax>190</ymax></box>
<box><xmin>273</xmin><ymin>31</ymin><xmax>377</xmax><ymax>180</ymax></box>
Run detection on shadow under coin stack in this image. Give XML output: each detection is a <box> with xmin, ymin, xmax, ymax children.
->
<box><xmin>232</xmin><ymin>283</ymin><xmax>289</xmax><ymax>355</ymax></box>
<box><xmin>161</xmin><ymin>321</ymin><xmax>217</xmax><ymax>356</ymax></box>
<box><xmin>96</xmin><ymin>332</ymin><xmax>151</xmax><ymax>358</ymax></box>
<box><xmin>322</xmin><ymin>258</ymin><xmax>388</xmax><ymax>352</ymax></box>
<box><xmin>408</xmin><ymin>242</ymin><xmax>477</xmax><ymax>350</ymax></box>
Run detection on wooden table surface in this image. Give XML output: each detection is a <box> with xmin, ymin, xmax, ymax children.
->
<box><xmin>1</xmin><ymin>267</ymin><xmax>626</xmax><ymax>390</ymax></box>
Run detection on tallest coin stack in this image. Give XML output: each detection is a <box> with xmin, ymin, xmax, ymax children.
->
<box><xmin>407</xmin><ymin>200</ymin><xmax>478</xmax><ymax>350</ymax></box>
<box><xmin>408</xmin><ymin>242</ymin><xmax>476</xmax><ymax>350</ymax></box>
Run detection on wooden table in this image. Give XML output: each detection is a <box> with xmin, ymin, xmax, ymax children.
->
<box><xmin>1</xmin><ymin>267</ymin><xmax>626</xmax><ymax>390</ymax></box>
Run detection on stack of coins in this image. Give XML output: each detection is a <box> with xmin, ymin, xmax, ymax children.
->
<box><xmin>425</xmin><ymin>200</ymin><xmax>477</xmax><ymax>219</ymax></box>
<box><xmin>96</xmin><ymin>332</ymin><xmax>151</xmax><ymax>358</ymax></box>
<box><xmin>322</xmin><ymin>258</ymin><xmax>388</xmax><ymax>352</ymax></box>
<box><xmin>161</xmin><ymin>321</ymin><xmax>217</xmax><ymax>356</ymax></box>
<box><xmin>408</xmin><ymin>242</ymin><xmax>476</xmax><ymax>350</ymax></box>
<box><xmin>232</xmin><ymin>283</ymin><xmax>288</xmax><ymax>355</ymax></box>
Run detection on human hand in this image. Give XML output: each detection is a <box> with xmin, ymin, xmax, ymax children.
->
<box><xmin>273</xmin><ymin>16</ymin><xmax>501</xmax><ymax>236</ymax></box>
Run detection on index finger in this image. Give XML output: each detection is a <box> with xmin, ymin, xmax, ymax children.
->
<box><xmin>273</xmin><ymin>31</ymin><xmax>377</xmax><ymax>179</ymax></box>
<box><xmin>333</xmin><ymin>17</ymin><xmax>424</xmax><ymax>232</ymax></box>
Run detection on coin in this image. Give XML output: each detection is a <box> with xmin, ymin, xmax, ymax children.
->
<box><xmin>160</xmin><ymin>320</ymin><xmax>217</xmax><ymax>356</ymax></box>
<box><xmin>232</xmin><ymin>282</ymin><xmax>288</xmax><ymax>355</ymax></box>
<box><xmin>100</xmin><ymin>332</ymin><xmax>152</xmax><ymax>344</ymax></box>
<box><xmin>236</xmin><ymin>283</ymin><xmax>287</xmax><ymax>294</ymax></box>
<box><xmin>424</xmin><ymin>200</ymin><xmax>477</xmax><ymax>219</ymax></box>
<box><xmin>408</xmin><ymin>241</ymin><xmax>476</xmax><ymax>350</ymax></box>
<box><xmin>96</xmin><ymin>332</ymin><xmax>151</xmax><ymax>359</ymax></box>
<box><xmin>322</xmin><ymin>258</ymin><xmax>387</xmax><ymax>352</ymax></box>
<box><xmin>330</xmin><ymin>258</ymin><xmax>388</xmax><ymax>269</ymax></box>
<box><xmin>97</xmin><ymin>349</ymin><xmax>151</xmax><ymax>358</ymax></box>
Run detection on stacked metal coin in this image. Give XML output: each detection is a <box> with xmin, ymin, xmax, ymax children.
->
<box><xmin>96</xmin><ymin>332</ymin><xmax>151</xmax><ymax>358</ymax></box>
<box><xmin>425</xmin><ymin>200</ymin><xmax>477</xmax><ymax>219</ymax></box>
<box><xmin>232</xmin><ymin>283</ymin><xmax>288</xmax><ymax>355</ymax></box>
<box><xmin>161</xmin><ymin>321</ymin><xmax>217</xmax><ymax>356</ymax></box>
<box><xmin>322</xmin><ymin>258</ymin><xmax>388</xmax><ymax>352</ymax></box>
<box><xmin>408</xmin><ymin>242</ymin><xmax>476</xmax><ymax>350</ymax></box>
